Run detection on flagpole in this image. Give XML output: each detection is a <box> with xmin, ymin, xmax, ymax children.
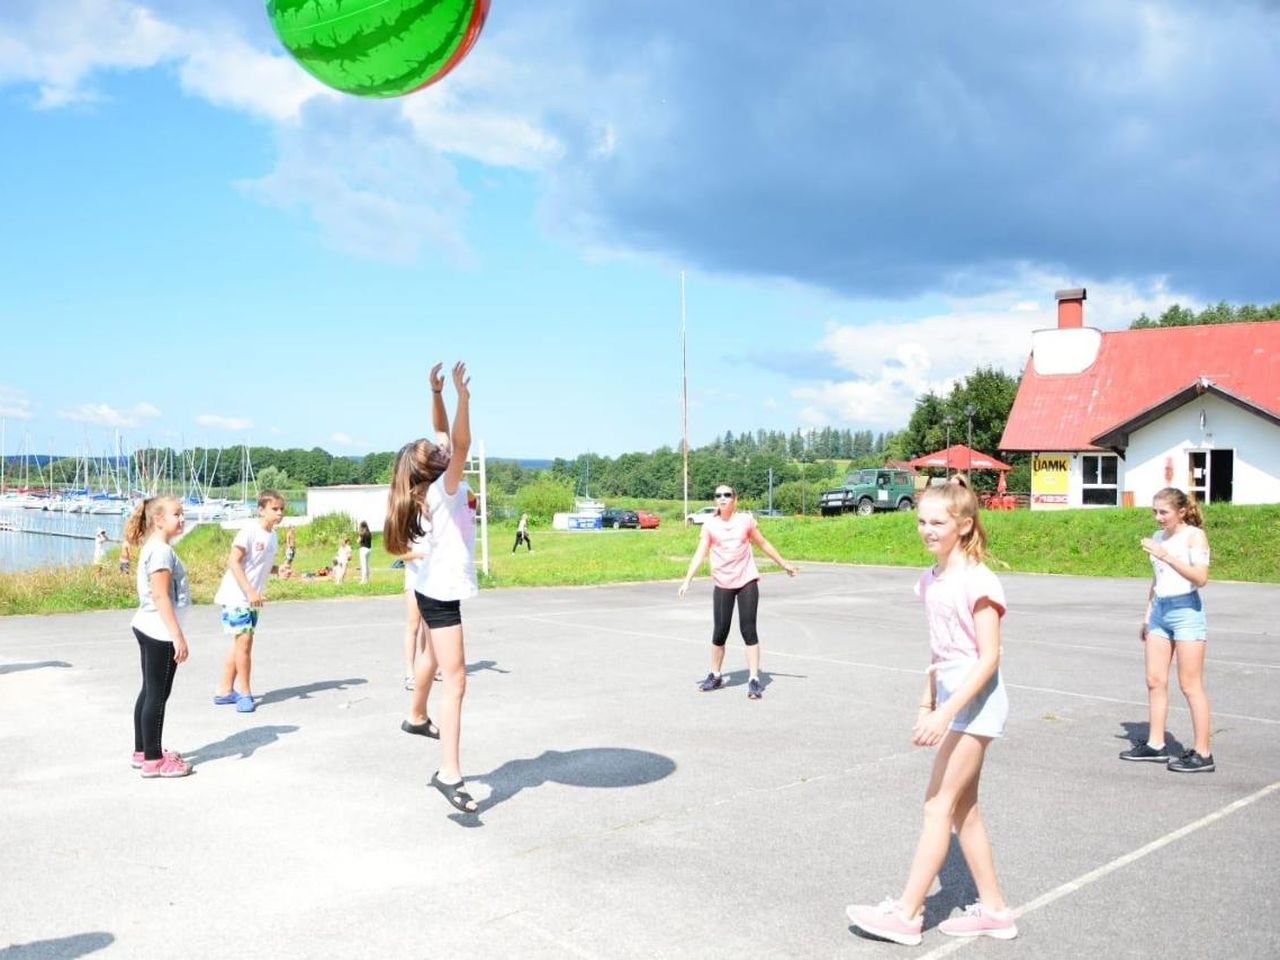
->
<box><xmin>681</xmin><ymin>270</ymin><xmax>689</xmax><ymax>525</ymax></box>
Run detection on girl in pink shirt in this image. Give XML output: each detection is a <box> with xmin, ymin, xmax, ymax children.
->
<box><xmin>847</xmin><ymin>475</ymin><xmax>1015</xmax><ymax>945</ymax></box>
<box><xmin>678</xmin><ymin>484</ymin><xmax>797</xmax><ymax>699</ymax></box>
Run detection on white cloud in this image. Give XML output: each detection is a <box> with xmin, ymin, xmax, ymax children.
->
<box><xmin>0</xmin><ymin>387</ymin><xmax>35</xmax><ymax>420</ymax></box>
<box><xmin>196</xmin><ymin>414</ymin><xmax>252</xmax><ymax>431</ymax></box>
<box><xmin>176</xmin><ymin>34</ymin><xmax>329</xmax><ymax>124</ymax></box>
<box><xmin>0</xmin><ymin>0</ymin><xmax>184</xmax><ymax>108</ymax></box>
<box><xmin>57</xmin><ymin>401</ymin><xmax>161</xmax><ymax>428</ymax></box>
<box><xmin>793</xmin><ymin>278</ymin><xmax>1196</xmax><ymax>429</ymax></box>
<box><xmin>330</xmin><ymin>432</ymin><xmax>353</xmax><ymax>446</ymax></box>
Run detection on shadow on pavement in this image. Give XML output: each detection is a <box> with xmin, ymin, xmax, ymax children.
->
<box><xmin>184</xmin><ymin>725</ymin><xmax>300</xmax><ymax>767</ymax></box>
<box><xmin>923</xmin><ymin>835</ymin><xmax>980</xmax><ymax>930</ymax></box>
<box><xmin>466</xmin><ymin>659</ymin><xmax>509</xmax><ymax>676</ymax></box>
<box><xmin>0</xmin><ymin>660</ymin><xmax>72</xmax><ymax>675</ymax></box>
<box><xmin>721</xmin><ymin>669</ymin><xmax>807</xmax><ymax>690</ymax></box>
<box><xmin>257</xmin><ymin>678</ymin><xmax>367</xmax><ymax>706</ymax></box>
<box><xmin>0</xmin><ymin>932</ymin><xmax>114</xmax><ymax>959</ymax></box>
<box><xmin>1117</xmin><ymin>720</ymin><xmax>1185</xmax><ymax>757</ymax></box>
<box><xmin>445</xmin><ymin>747</ymin><xmax>677</xmax><ymax>828</ymax></box>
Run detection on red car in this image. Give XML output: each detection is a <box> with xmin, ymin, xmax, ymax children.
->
<box><xmin>635</xmin><ymin>509</ymin><xmax>661</xmax><ymax>529</ymax></box>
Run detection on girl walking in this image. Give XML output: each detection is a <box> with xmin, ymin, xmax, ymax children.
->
<box><xmin>1120</xmin><ymin>487</ymin><xmax>1214</xmax><ymax>772</ymax></box>
<box><xmin>512</xmin><ymin>513</ymin><xmax>532</xmax><ymax>553</ymax></box>
<box><xmin>126</xmin><ymin>496</ymin><xmax>192</xmax><ymax>779</ymax></box>
<box><xmin>677</xmin><ymin>485</ymin><xmax>796</xmax><ymax>700</ymax></box>
<box><xmin>847</xmin><ymin>475</ymin><xmax>1016</xmax><ymax>944</ymax></box>
<box><xmin>384</xmin><ymin>362</ymin><xmax>478</xmax><ymax>814</ymax></box>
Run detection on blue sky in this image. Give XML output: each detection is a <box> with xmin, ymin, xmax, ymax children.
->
<box><xmin>1</xmin><ymin>1</ymin><xmax>1277</xmax><ymax>461</ymax></box>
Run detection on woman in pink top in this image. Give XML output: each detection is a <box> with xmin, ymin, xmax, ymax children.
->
<box><xmin>678</xmin><ymin>484</ymin><xmax>797</xmax><ymax>699</ymax></box>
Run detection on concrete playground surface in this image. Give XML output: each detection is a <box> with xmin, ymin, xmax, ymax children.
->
<box><xmin>2</xmin><ymin>564</ymin><xmax>1278</xmax><ymax>960</ymax></box>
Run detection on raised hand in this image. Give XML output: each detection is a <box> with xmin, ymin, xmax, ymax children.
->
<box><xmin>452</xmin><ymin>361</ymin><xmax>470</xmax><ymax>399</ymax></box>
<box><xmin>428</xmin><ymin>363</ymin><xmax>445</xmax><ymax>393</ymax></box>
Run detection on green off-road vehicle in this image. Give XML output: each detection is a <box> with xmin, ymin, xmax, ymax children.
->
<box><xmin>818</xmin><ymin>468</ymin><xmax>917</xmax><ymax>516</ymax></box>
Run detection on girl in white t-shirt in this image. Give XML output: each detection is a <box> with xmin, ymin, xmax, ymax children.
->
<box><xmin>848</xmin><ymin>475</ymin><xmax>1016</xmax><ymax>945</ymax></box>
<box><xmin>125</xmin><ymin>496</ymin><xmax>192</xmax><ymax>779</ymax></box>
<box><xmin>399</xmin><ymin>529</ymin><xmax>430</xmax><ymax>690</ymax></box>
<box><xmin>384</xmin><ymin>362</ymin><xmax>478</xmax><ymax>814</ymax></box>
<box><xmin>1124</xmin><ymin>487</ymin><xmax>1213</xmax><ymax>772</ymax></box>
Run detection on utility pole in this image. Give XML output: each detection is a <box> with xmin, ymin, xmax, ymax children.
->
<box><xmin>681</xmin><ymin>270</ymin><xmax>689</xmax><ymax>525</ymax></box>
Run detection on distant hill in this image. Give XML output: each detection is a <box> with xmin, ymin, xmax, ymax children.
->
<box><xmin>494</xmin><ymin>458</ymin><xmax>553</xmax><ymax>470</ymax></box>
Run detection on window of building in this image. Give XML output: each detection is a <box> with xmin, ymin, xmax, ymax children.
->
<box><xmin>1081</xmin><ymin>454</ymin><xmax>1119</xmax><ymax>506</ymax></box>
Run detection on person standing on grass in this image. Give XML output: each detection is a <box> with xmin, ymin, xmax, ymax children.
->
<box><xmin>358</xmin><ymin>520</ymin><xmax>373</xmax><ymax>584</ymax></box>
<box><xmin>126</xmin><ymin>496</ymin><xmax>192</xmax><ymax>779</ymax></box>
<box><xmin>384</xmin><ymin>362</ymin><xmax>479</xmax><ymax>814</ymax></box>
<box><xmin>512</xmin><ymin>512</ymin><xmax>532</xmax><ymax>553</ymax></box>
<box><xmin>118</xmin><ymin>538</ymin><xmax>131</xmax><ymax>575</ymax></box>
<box><xmin>211</xmin><ymin>490</ymin><xmax>284</xmax><ymax>714</ymax></box>
<box><xmin>847</xmin><ymin>474</ymin><xmax>1016</xmax><ymax>945</ymax></box>
<box><xmin>93</xmin><ymin>528</ymin><xmax>108</xmax><ymax>565</ymax></box>
<box><xmin>332</xmin><ymin>536</ymin><xmax>352</xmax><ymax>584</ymax></box>
<box><xmin>677</xmin><ymin>484</ymin><xmax>797</xmax><ymax>700</ymax></box>
<box><xmin>1120</xmin><ymin>487</ymin><xmax>1214</xmax><ymax>773</ymax></box>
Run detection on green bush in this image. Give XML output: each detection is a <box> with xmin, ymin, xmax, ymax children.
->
<box><xmin>302</xmin><ymin>512</ymin><xmax>354</xmax><ymax>548</ymax></box>
<box><xmin>515</xmin><ymin>479</ymin><xmax>575</xmax><ymax>522</ymax></box>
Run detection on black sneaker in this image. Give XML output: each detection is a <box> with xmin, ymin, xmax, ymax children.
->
<box><xmin>747</xmin><ymin>678</ymin><xmax>763</xmax><ymax>700</ymax></box>
<box><xmin>696</xmin><ymin>672</ymin><xmax>723</xmax><ymax>692</ymax></box>
<box><xmin>1168</xmin><ymin>750</ymin><xmax>1215</xmax><ymax>773</ymax></box>
<box><xmin>1119</xmin><ymin>743</ymin><xmax>1169</xmax><ymax>762</ymax></box>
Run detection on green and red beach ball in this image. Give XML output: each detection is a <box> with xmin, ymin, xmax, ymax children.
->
<box><xmin>266</xmin><ymin>0</ymin><xmax>491</xmax><ymax>98</ymax></box>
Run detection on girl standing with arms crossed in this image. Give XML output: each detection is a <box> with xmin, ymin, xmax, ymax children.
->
<box><xmin>126</xmin><ymin>496</ymin><xmax>192</xmax><ymax>778</ymax></box>
<box><xmin>384</xmin><ymin>362</ymin><xmax>478</xmax><ymax>814</ymax></box>
<box><xmin>1120</xmin><ymin>487</ymin><xmax>1214</xmax><ymax>772</ymax></box>
<box><xmin>847</xmin><ymin>476</ymin><xmax>1016</xmax><ymax>945</ymax></box>
<box><xmin>677</xmin><ymin>485</ymin><xmax>797</xmax><ymax>700</ymax></box>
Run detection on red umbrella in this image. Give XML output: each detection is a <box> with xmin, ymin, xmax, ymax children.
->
<box><xmin>997</xmin><ymin>471</ymin><xmax>1008</xmax><ymax>493</ymax></box>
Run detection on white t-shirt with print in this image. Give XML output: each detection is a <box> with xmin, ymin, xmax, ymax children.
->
<box><xmin>416</xmin><ymin>477</ymin><xmax>478</xmax><ymax>602</ymax></box>
<box><xmin>214</xmin><ymin>523</ymin><xmax>278</xmax><ymax>606</ymax></box>
<box><xmin>131</xmin><ymin>539</ymin><xmax>191</xmax><ymax>642</ymax></box>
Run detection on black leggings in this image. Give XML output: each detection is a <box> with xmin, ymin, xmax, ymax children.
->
<box><xmin>133</xmin><ymin>627</ymin><xmax>178</xmax><ymax>760</ymax></box>
<box><xmin>512</xmin><ymin>531</ymin><xmax>531</xmax><ymax>552</ymax></box>
<box><xmin>711</xmin><ymin>580</ymin><xmax>760</xmax><ymax>647</ymax></box>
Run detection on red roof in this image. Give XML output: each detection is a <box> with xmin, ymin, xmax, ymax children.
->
<box><xmin>907</xmin><ymin>445</ymin><xmax>1013</xmax><ymax>471</ymax></box>
<box><xmin>1000</xmin><ymin>320</ymin><xmax>1280</xmax><ymax>452</ymax></box>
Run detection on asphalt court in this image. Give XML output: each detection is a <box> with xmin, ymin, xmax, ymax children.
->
<box><xmin>2</xmin><ymin>564</ymin><xmax>1278</xmax><ymax>959</ymax></box>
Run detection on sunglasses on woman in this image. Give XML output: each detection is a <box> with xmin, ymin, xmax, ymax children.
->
<box><xmin>714</xmin><ymin>491</ymin><xmax>735</xmax><ymax>500</ymax></box>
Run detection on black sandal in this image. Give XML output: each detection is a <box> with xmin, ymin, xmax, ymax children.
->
<box><xmin>430</xmin><ymin>771</ymin><xmax>478</xmax><ymax>813</ymax></box>
<box><xmin>401</xmin><ymin>717</ymin><xmax>440</xmax><ymax>739</ymax></box>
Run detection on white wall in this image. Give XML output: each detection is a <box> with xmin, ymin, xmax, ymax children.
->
<box><xmin>1121</xmin><ymin>395</ymin><xmax>1280</xmax><ymax>506</ymax></box>
<box><xmin>306</xmin><ymin>485</ymin><xmax>389</xmax><ymax>531</ymax></box>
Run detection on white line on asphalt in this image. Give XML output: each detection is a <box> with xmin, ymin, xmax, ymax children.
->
<box><xmin>913</xmin><ymin>780</ymin><xmax>1280</xmax><ymax>960</ymax></box>
<box><xmin>1007</xmin><ymin>636</ymin><xmax>1280</xmax><ymax>671</ymax></box>
<box><xmin>519</xmin><ymin>617</ymin><xmax>1280</xmax><ymax>725</ymax></box>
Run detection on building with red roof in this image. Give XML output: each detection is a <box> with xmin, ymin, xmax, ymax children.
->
<box><xmin>1000</xmin><ymin>289</ymin><xmax>1280</xmax><ymax>509</ymax></box>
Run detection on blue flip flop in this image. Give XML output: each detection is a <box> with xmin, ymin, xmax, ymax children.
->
<box><xmin>212</xmin><ymin>692</ymin><xmax>238</xmax><ymax>705</ymax></box>
<box><xmin>235</xmin><ymin>693</ymin><xmax>257</xmax><ymax>713</ymax></box>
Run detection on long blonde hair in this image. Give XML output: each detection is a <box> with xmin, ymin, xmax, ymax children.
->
<box><xmin>919</xmin><ymin>473</ymin><xmax>988</xmax><ymax>562</ymax></box>
<box><xmin>383</xmin><ymin>438</ymin><xmax>451</xmax><ymax>555</ymax></box>
<box><xmin>124</xmin><ymin>496</ymin><xmax>179</xmax><ymax>546</ymax></box>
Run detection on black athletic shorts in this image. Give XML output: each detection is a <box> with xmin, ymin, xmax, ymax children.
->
<box><xmin>414</xmin><ymin>591</ymin><xmax>462</xmax><ymax>629</ymax></box>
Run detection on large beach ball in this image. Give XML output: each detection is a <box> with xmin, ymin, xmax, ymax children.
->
<box><xmin>266</xmin><ymin>0</ymin><xmax>491</xmax><ymax>99</ymax></box>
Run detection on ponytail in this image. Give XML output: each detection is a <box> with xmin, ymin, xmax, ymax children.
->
<box><xmin>1154</xmin><ymin>487</ymin><xmax>1204</xmax><ymax>528</ymax></box>
<box><xmin>383</xmin><ymin>439</ymin><xmax>446</xmax><ymax>555</ymax></box>
<box><xmin>125</xmin><ymin>496</ymin><xmax>176</xmax><ymax>546</ymax></box>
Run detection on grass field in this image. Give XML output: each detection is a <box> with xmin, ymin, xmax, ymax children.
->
<box><xmin>2</xmin><ymin>502</ymin><xmax>1277</xmax><ymax>616</ymax></box>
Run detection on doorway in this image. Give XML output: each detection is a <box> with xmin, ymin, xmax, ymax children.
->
<box><xmin>1186</xmin><ymin>449</ymin><xmax>1234</xmax><ymax>503</ymax></box>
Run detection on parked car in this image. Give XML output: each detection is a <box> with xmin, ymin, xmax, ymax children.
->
<box><xmin>753</xmin><ymin>508</ymin><xmax>785</xmax><ymax>518</ymax></box>
<box><xmin>818</xmin><ymin>468</ymin><xmax>916</xmax><ymax>516</ymax></box>
<box><xmin>635</xmin><ymin>509</ymin><xmax>661</xmax><ymax>529</ymax></box>
<box><xmin>686</xmin><ymin>505</ymin><xmax>718</xmax><ymax>525</ymax></box>
<box><xmin>599</xmin><ymin>507</ymin><xmax>639</xmax><ymax>529</ymax></box>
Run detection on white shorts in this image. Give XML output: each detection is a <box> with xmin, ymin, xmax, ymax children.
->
<box><xmin>934</xmin><ymin>660</ymin><xmax>1008</xmax><ymax>739</ymax></box>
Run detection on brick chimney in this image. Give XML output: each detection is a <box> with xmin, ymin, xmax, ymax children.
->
<box><xmin>1055</xmin><ymin>288</ymin><xmax>1086</xmax><ymax>329</ymax></box>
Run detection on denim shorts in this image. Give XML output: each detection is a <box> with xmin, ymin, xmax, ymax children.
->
<box><xmin>1147</xmin><ymin>591</ymin><xmax>1206</xmax><ymax>642</ymax></box>
<box><xmin>934</xmin><ymin>660</ymin><xmax>1008</xmax><ymax>739</ymax></box>
<box><xmin>221</xmin><ymin>606</ymin><xmax>261</xmax><ymax>637</ymax></box>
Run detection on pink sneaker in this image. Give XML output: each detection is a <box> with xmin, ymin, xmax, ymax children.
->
<box><xmin>139</xmin><ymin>755</ymin><xmax>192</xmax><ymax>779</ymax></box>
<box><xmin>938</xmin><ymin>902</ymin><xmax>1018</xmax><ymax>940</ymax></box>
<box><xmin>131</xmin><ymin>749</ymin><xmax>182</xmax><ymax>769</ymax></box>
<box><xmin>846</xmin><ymin>899</ymin><xmax>923</xmax><ymax>946</ymax></box>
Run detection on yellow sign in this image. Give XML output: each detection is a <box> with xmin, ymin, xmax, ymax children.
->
<box><xmin>1032</xmin><ymin>453</ymin><xmax>1069</xmax><ymax>507</ymax></box>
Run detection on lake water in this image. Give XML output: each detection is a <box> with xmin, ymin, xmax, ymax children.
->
<box><xmin>0</xmin><ymin>505</ymin><xmax>128</xmax><ymax>572</ymax></box>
